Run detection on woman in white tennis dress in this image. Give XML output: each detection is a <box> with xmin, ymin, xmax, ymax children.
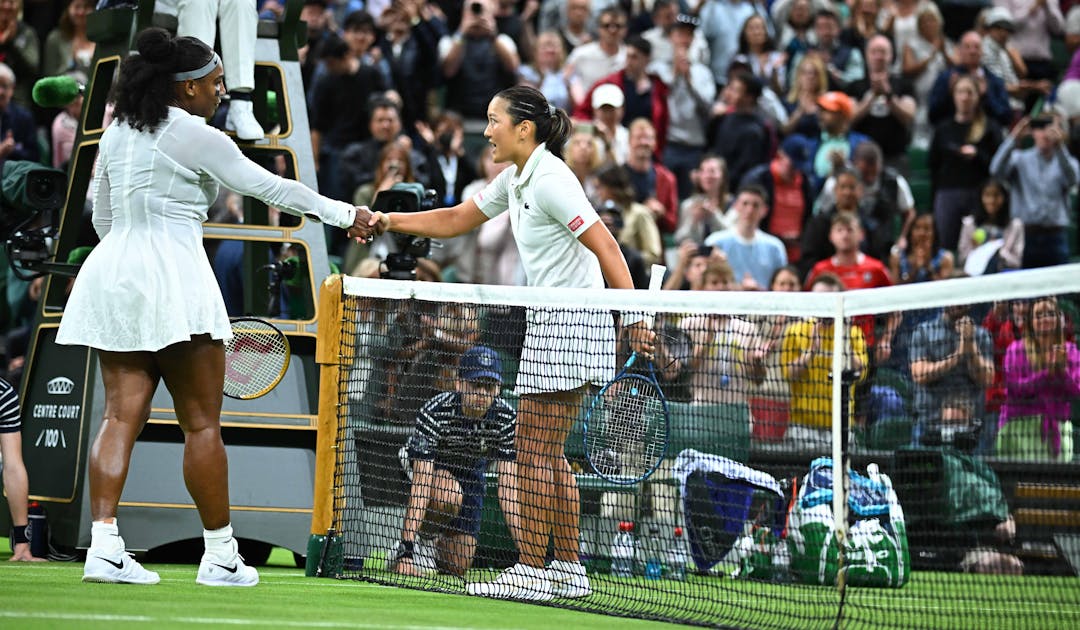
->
<box><xmin>57</xmin><ymin>28</ymin><xmax>371</xmax><ymax>587</ymax></box>
<box><xmin>370</xmin><ymin>85</ymin><xmax>654</xmax><ymax>602</ymax></box>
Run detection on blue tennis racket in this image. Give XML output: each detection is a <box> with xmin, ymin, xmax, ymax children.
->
<box><xmin>583</xmin><ymin>351</ymin><xmax>670</xmax><ymax>484</ymax></box>
<box><xmin>583</xmin><ymin>264</ymin><xmax>669</xmax><ymax>484</ymax></box>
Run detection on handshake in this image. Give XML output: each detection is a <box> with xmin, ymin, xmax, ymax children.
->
<box><xmin>346</xmin><ymin>206</ymin><xmax>390</xmax><ymax>243</ymax></box>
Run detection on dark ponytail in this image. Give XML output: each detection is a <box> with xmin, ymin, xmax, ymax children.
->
<box><xmin>113</xmin><ymin>27</ymin><xmax>216</xmax><ymax>132</ymax></box>
<box><xmin>495</xmin><ymin>85</ymin><xmax>573</xmax><ymax>160</ymax></box>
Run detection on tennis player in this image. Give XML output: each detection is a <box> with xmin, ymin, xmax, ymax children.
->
<box><xmin>391</xmin><ymin>346</ymin><xmax>516</xmax><ymax>579</ymax></box>
<box><xmin>370</xmin><ymin>85</ymin><xmax>654</xmax><ymax>601</ymax></box>
<box><xmin>56</xmin><ymin>28</ymin><xmax>374</xmax><ymax>586</ymax></box>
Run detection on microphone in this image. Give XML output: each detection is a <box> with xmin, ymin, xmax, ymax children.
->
<box><xmin>32</xmin><ymin>75</ymin><xmax>84</xmax><ymax>108</ymax></box>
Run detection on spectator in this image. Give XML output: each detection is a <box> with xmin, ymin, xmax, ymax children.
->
<box><xmin>782</xmin><ymin>54</ymin><xmax>828</xmax><ymax>138</ymax></box>
<box><xmin>0</xmin><ymin>62</ymin><xmax>39</xmax><ymax>167</ymax></box>
<box><xmin>43</xmin><ymin>0</ymin><xmax>94</xmax><ymax>77</ymax></box>
<box><xmin>699</xmin><ymin>0</ymin><xmax>770</xmax><ymax>88</ymax></box>
<box><xmin>299</xmin><ymin>0</ymin><xmax>335</xmax><ymax>91</ymax></box>
<box><xmin>50</xmin><ymin>69</ymin><xmax>85</xmax><ymax>169</ymax></box>
<box><xmin>377</xmin><ymin>1</ymin><xmax>444</xmax><ymax>133</ymax></box>
<box><xmin>643</xmin><ymin>4</ymin><xmax>709</xmax><ymax>68</ymax></box>
<box><xmin>622</xmin><ymin>118</ymin><xmax>678</xmax><ymax>233</ymax></box>
<box><xmin>848</xmin><ymin>35</ymin><xmax>917</xmax><ymax>173</ymax></box>
<box><xmin>576</xmin><ymin>35</ymin><xmax>670</xmax><ymax>155</ymax></box>
<box><xmin>796</xmin><ymin>7</ymin><xmax>866</xmax><ymax>92</ymax></box>
<box><xmin>417</xmin><ymin>110</ymin><xmax>477</xmax><ymax>207</ymax></box>
<box><xmin>538</xmin><ymin>0</ymin><xmax>594</xmax><ymax>55</ymax></box>
<box><xmin>654</xmin><ymin>13</ymin><xmax>715</xmax><ymax>199</ymax></box>
<box><xmin>734</xmin><ymin>13</ymin><xmax>786</xmax><ymax>94</ymax></box>
<box><xmin>980</xmin><ymin>7</ymin><xmax>1052</xmax><ymax>115</ymax></box>
<box><xmin>342</xmin><ymin>9</ymin><xmax>393</xmax><ymax>88</ymax></box>
<box><xmin>929</xmin><ymin>73</ymin><xmax>1004</xmax><ymax>251</ymax></box>
<box><xmin>840</xmin><ymin>0</ymin><xmax>884</xmax><ymax>58</ymax></box>
<box><xmin>774</xmin><ymin>0</ymin><xmax>817</xmax><ymax>74</ymax></box>
<box><xmin>680</xmin><ymin>259</ymin><xmax>764</xmax><ymax>404</ymax></box>
<box><xmin>740</xmin><ymin>136</ymin><xmax>814</xmax><ymax>264</ymax></box>
<box><xmin>390</xmin><ymin>346</ymin><xmax>517</xmax><ymax>577</ymax></box>
<box><xmin>595</xmin><ymin>163</ymin><xmax>663</xmax><ymax>267</ymax></box>
<box><xmin>584</xmin><ymin>83</ymin><xmax>630</xmax><ymax>164</ymax></box>
<box><xmin>879</xmin><ymin>0</ymin><xmax>923</xmax><ymax>71</ymax></box>
<box><xmin>708</xmin><ymin>70</ymin><xmax>771</xmax><ymax>194</ymax></box>
<box><xmin>309</xmin><ymin>34</ymin><xmax>387</xmax><ymax>200</ymax></box>
<box><xmin>957</xmin><ymin>178</ymin><xmax>1023</xmax><ymax>273</ymax></box>
<box><xmin>704</xmin><ymin>184</ymin><xmax>788</xmax><ymax>290</ymax></box>
<box><xmin>990</xmin><ymin>114</ymin><xmax>1080</xmax><ymax>268</ymax></box>
<box><xmin>800</xmin><ymin>168</ymin><xmax>863</xmax><ymax>277</ymax></box>
<box><xmin>909</xmin><ymin>302</ymin><xmax>995</xmax><ymax>449</ymax></box>
<box><xmin>0</xmin><ymin>376</ymin><xmax>44</xmax><ymax>560</ymax></box>
<box><xmin>663</xmin><ymin>240</ymin><xmax>723</xmax><ymax>290</ymax></box>
<box><xmin>816</xmin><ymin>140</ymin><xmax>916</xmax><ymax>262</ymax></box>
<box><xmin>805</xmin><ymin>90</ymin><xmax>870</xmax><ymax>190</ymax></box>
<box><xmin>674</xmin><ymin>154</ymin><xmax>731</xmax><ymax>245</ymax></box>
<box><xmin>345</xmin><ymin>142</ymin><xmax>419</xmax><ymax>272</ymax></box>
<box><xmin>805</xmin><ymin>210</ymin><xmax>892</xmax><ymax>290</ymax></box>
<box><xmin>565</xmin><ymin>127</ymin><xmax>605</xmax><ymax>201</ymax></box>
<box><xmin>889</xmin><ymin>212</ymin><xmax>955</xmax><ymax>283</ymax></box>
<box><xmin>440</xmin><ymin>0</ymin><xmax>520</xmax><ymax>133</ymax></box>
<box><xmin>519</xmin><ymin>31</ymin><xmax>573</xmax><ymax>112</ymax></box>
<box><xmin>0</xmin><ymin>0</ymin><xmax>38</xmax><ymax>110</ymax></box>
<box><xmin>902</xmin><ymin>1</ymin><xmax>956</xmax><ymax>148</ymax></box>
<box><xmin>781</xmin><ymin>272</ymin><xmax>868</xmax><ymax>452</ymax></box>
<box><xmin>494</xmin><ymin>0</ymin><xmax>537</xmax><ymax>65</ymax></box>
<box><xmin>566</xmin><ymin>6</ymin><xmax>627</xmax><ymax>103</ymax></box>
<box><xmin>998</xmin><ymin>296</ymin><xmax>1080</xmax><ymax>461</ymax></box>
<box><xmin>748</xmin><ymin>265</ymin><xmax>803</xmax><ymax>442</ymax></box>
<box><xmin>927</xmin><ymin>31</ymin><xmax>1012</xmax><ymax>128</ymax></box>
<box><xmin>997</xmin><ymin>0</ymin><xmax>1066</xmax><ymax>97</ymax></box>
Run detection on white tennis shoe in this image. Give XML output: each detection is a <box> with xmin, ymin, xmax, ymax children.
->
<box><xmin>547</xmin><ymin>560</ymin><xmax>592</xmax><ymax>598</ymax></box>
<box><xmin>466</xmin><ymin>563</ymin><xmax>553</xmax><ymax>601</ymax></box>
<box><xmin>196</xmin><ymin>539</ymin><xmax>259</xmax><ymax>587</ymax></box>
<box><xmin>225</xmin><ymin>100</ymin><xmax>265</xmax><ymax>141</ymax></box>
<box><xmin>82</xmin><ymin>539</ymin><xmax>160</xmax><ymax>585</ymax></box>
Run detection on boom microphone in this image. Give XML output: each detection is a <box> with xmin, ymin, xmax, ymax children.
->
<box><xmin>32</xmin><ymin>75</ymin><xmax>84</xmax><ymax>108</ymax></box>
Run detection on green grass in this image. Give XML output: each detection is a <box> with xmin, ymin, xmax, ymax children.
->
<box><xmin>2</xmin><ymin>545</ymin><xmax>1078</xmax><ymax>629</ymax></box>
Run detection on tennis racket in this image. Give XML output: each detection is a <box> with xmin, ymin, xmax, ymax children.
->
<box><xmin>223</xmin><ymin>317</ymin><xmax>291</xmax><ymax>400</ymax></box>
<box><xmin>583</xmin><ymin>265</ymin><xmax>670</xmax><ymax>484</ymax></box>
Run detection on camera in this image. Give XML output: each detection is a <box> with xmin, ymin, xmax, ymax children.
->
<box><xmin>1</xmin><ymin>160</ymin><xmax>71</xmax><ymax>280</ymax></box>
<box><xmin>470</xmin><ymin>1</ymin><xmax>483</xmax><ymax>14</ymax></box>
<box><xmin>371</xmin><ymin>183</ymin><xmax>438</xmax><ymax>281</ymax></box>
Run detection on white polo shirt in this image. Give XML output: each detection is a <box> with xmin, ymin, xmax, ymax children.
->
<box><xmin>474</xmin><ymin>144</ymin><xmax>604</xmax><ymax>290</ymax></box>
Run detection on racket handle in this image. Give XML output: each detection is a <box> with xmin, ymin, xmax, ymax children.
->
<box><xmin>642</xmin><ymin>265</ymin><xmax>666</xmax><ymax>328</ymax></box>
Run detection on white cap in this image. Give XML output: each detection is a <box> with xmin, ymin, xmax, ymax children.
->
<box><xmin>592</xmin><ymin>83</ymin><xmax>625</xmax><ymax>110</ymax></box>
<box><xmin>983</xmin><ymin>6</ymin><xmax>1015</xmax><ymax>31</ymax></box>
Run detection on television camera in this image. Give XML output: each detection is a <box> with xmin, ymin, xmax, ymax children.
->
<box><xmin>1</xmin><ymin>161</ymin><xmax>73</xmax><ymax>280</ymax></box>
<box><xmin>370</xmin><ymin>182</ymin><xmax>438</xmax><ymax>281</ymax></box>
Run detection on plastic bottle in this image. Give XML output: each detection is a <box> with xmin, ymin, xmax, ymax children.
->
<box><xmin>644</xmin><ymin>524</ymin><xmax>663</xmax><ymax>580</ymax></box>
<box><xmin>666</xmin><ymin>526</ymin><xmax>688</xmax><ymax>581</ymax></box>
<box><xmin>27</xmin><ymin>502</ymin><xmax>48</xmax><ymax>559</ymax></box>
<box><xmin>610</xmin><ymin>521</ymin><xmax>635</xmax><ymax>577</ymax></box>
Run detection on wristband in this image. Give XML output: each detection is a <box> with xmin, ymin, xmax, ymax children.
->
<box><xmin>11</xmin><ymin>524</ymin><xmax>28</xmax><ymax>544</ymax></box>
<box><xmin>394</xmin><ymin>539</ymin><xmax>415</xmax><ymax>561</ymax></box>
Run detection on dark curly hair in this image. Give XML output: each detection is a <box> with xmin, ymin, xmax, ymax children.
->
<box><xmin>494</xmin><ymin>85</ymin><xmax>573</xmax><ymax>160</ymax></box>
<box><xmin>112</xmin><ymin>27</ymin><xmax>216</xmax><ymax>133</ymax></box>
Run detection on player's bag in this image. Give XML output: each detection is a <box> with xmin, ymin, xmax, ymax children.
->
<box><xmin>787</xmin><ymin>457</ymin><xmax>910</xmax><ymax>588</ymax></box>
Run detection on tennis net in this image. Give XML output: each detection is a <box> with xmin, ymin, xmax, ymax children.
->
<box><xmin>312</xmin><ymin>265</ymin><xmax>1080</xmax><ymax>628</ymax></box>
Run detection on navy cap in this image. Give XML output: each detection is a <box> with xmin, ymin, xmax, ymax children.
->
<box><xmin>459</xmin><ymin>346</ymin><xmax>502</xmax><ymax>383</ymax></box>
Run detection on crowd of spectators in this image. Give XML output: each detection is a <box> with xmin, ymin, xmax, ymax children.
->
<box><xmin>1</xmin><ymin>0</ymin><xmax>1079</xmax><ymax>461</ymax></box>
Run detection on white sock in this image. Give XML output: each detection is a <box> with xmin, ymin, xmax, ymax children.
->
<box><xmin>90</xmin><ymin>519</ymin><xmax>121</xmax><ymax>553</ymax></box>
<box><xmin>203</xmin><ymin>524</ymin><xmax>236</xmax><ymax>561</ymax></box>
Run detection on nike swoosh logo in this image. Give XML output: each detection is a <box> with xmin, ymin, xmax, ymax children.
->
<box><xmin>96</xmin><ymin>556</ymin><xmax>125</xmax><ymax>570</ymax></box>
<box><xmin>212</xmin><ymin>562</ymin><xmax>238</xmax><ymax>573</ymax></box>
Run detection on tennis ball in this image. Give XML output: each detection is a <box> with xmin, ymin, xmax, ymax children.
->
<box><xmin>972</xmin><ymin>228</ymin><xmax>987</xmax><ymax>246</ymax></box>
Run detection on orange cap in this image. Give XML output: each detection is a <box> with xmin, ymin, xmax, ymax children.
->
<box><xmin>817</xmin><ymin>91</ymin><xmax>854</xmax><ymax>118</ymax></box>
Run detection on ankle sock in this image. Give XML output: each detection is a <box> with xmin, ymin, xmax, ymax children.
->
<box><xmin>90</xmin><ymin>519</ymin><xmax>121</xmax><ymax>552</ymax></box>
<box><xmin>203</xmin><ymin>524</ymin><xmax>236</xmax><ymax>561</ymax></box>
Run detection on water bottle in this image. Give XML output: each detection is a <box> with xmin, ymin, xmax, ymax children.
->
<box><xmin>27</xmin><ymin>502</ymin><xmax>48</xmax><ymax>559</ymax></box>
<box><xmin>644</xmin><ymin>525</ymin><xmax>663</xmax><ymax>580</ymax></box>
<box><xmin>610</xmin><ymin>521</ymin><xmax>635</xmax><ymax>577</ymax></box>
<box><xmin>666</xmin><ymin>526</ymin><xmax>688</xmax><ymax>581</ymax></box>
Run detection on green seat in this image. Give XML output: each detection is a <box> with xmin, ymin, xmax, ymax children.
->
<box><xmin>866</xmin><ymin>416</ymin><xmax>913</xmax><ymax>451</ymax></box>
<box><xmin>667</xmin><ymin>401</ymin><xmax>751</xmax><ymax>464</ymax></box>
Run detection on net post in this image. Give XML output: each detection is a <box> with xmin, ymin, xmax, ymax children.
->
<box><xmin>830</xmin><ymin>293</ymin><xmax>849</xmax><ymax>601</ymax></box>
<box><xmin>308</xmin><ymin>273</ymin><xmax>345</xmax><ymax>577</ymax></box>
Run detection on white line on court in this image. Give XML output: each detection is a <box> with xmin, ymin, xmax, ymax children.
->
<box><xmin>0</xmin><ymin>611</ymin><xmax>477</xmax><ymax>630</ymax></box>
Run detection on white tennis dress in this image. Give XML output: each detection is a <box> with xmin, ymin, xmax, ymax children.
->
<box><xmin>474</xmin><ymin>143</ymin><xmax>615</xmax><ymax>395</ymax></box>
<box><xmin>57</xmin><ymin>107</ymin><xmax>355</xmax><ymax>352</ymax></box>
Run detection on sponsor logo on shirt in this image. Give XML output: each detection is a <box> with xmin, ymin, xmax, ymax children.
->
<box><xmin>568</xmin><ymin>216</ymin><xmax>584</xmax><ymax>231</ymax></box>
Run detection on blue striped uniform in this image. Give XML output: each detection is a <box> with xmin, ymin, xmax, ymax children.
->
<box><xmin>406</xmin><ymin>392</ymin><xmax>516</xmax><ymax>537</ymax></box>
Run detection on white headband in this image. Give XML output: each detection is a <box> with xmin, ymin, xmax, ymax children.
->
<box><xmin>172</xmin><ymin>52</ymin><xmax>221</xmax><ymax>81</ymax></box>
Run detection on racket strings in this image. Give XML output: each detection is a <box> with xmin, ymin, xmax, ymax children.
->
<box><xmin>587</xmin><ymin>378</ymin><xmax>667</xmax><ymax>480</ymax></box>
<box><xmin>224</xmin><ymin>321</ymin><xmax>289</xmax><ymax>399</ymax></box>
